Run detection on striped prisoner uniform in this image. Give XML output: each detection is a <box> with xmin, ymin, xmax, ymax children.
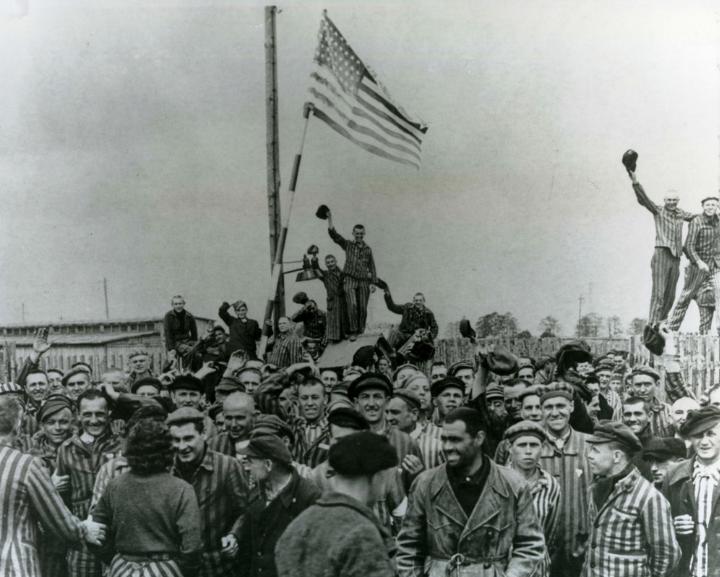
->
<box><xmin>582</xmin><ymin>467</ymin><xmax>680</xmax><ymax>577</ymax></box>
<box><xmin>633</xmin><ymin>181</ymin><xmax>694</xmax><ymax>325</ymax></box>
<box><xmin>171</xmin><ymin>448</ymin><xmax>251</xmax><ymax>577</ymax></box>
<box><xmin>292</xmin><ymin>417</ymin><xmax>328</xmax><ymax>462</ymax></box>
<box><xmin>56</xmin><ymin>431</ymin><xmax>121</xmax><ymax>577</ymax></box>
<box><xmin>540</xmin><ymin>427</ymin><xmax>592</xmax><ymax>576</ymax></box>
<box><xmin>668</xmin><ymin>212</ymin><xmax>720</xmax><ymax>330</ymax></box>
<box><xmin>320</xmin><ymin>266</ymin><xmax>347</xmax><ymax>342</ymax></box>
<box><xmin>409</xmin><ymin>421</ymin><xmax>445</xmax><ymax>470</ymax></box>
<box><xmin>328</xmin><ymin>226</ymin><xmax>377</xmax><ymax>335</ymax></box>
<box><xmin>0</xmin><ymin>444</ymin><xmax>84</xmax><ymax>577</ymax></box>
<box><xmin>266</xmin><ymin>333</ymin><xmax>305</xmax><ymax>369</ymax></box>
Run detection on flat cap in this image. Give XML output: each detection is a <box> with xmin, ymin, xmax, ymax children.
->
<box><xmin>680</xmin><ymin>406</ymin><xmax>720</xmax><ymax>438</ymax></box>
<box><xmin>166</xmin><ymin>406</ymin><xmax>204</xmax><ymax>427</ymax></box>
<box><xmin>169</xmin><ymin>374</ymin><xmax>203</xmax><ymax>393</ymax></box>
<box><xmin>330</xmin><ymin>382</ymin><xmax>350</xmax><ymax>398</ymax></box>
<box><xmin>504</xmin><ymin>420</ymin><xmax>547</xmax><ymax>443</ymax></box>
<box><xmin>631</xmin><ymin>366</ymin><xmax>660</xmax><ymax>382</ymax></box>
<box><xmin>61</xmin><ymin>367</ymin><xmax>91</xmax><ymax>386</ymax></box>
<box><xmin>238</xmin><ymin>434</ymin><xmax>292</xmax><ymax>466</ymax></box>
<box><xmin>702</xmin><ymin>196</ymin><xmax>720</xmax><ymax>205</ymax></box>
<box><xmin>486</xmin><ymin>348</ymin><xmax>519</xmax><ymax>376</ymax></box>
<box><xmin>594</xmin><ymin>360</ymin><xmax>615</xmax><ymax>373</ymax></box>
<box><xmin>485</xmin><ymin>383</ymin><xmax>504</xmax><ymax>402</ymax></box>
<box><xmin>347</xmin><ymin>373</ymin><xmax>392</xmax><ymax>400</ymax></box>
<box><xmin>448</xmin><ymin>360</ymin><xmax>475</xmax><ymax>377</ymax></box>
<box><xmin>38</xmin><ymin>394</ymin><xmax>74</xmax><ymax>423</ymax></box>
<box><xmin>328</xmin><ymin>431</ymin><xmax>398</xmax><ymax>477</ymax></box>
<box><xmin>131</xmin><ymin>377</ymin><xmax>162</xmax><ymax>395</ymax></box>
<box><xmin>252</xmin><ymin>414</ymin><xmax>294</xmax><ymax>442</ymax></box>
<box><xmin>215</xmin><ymin>377</ymin><xmax>245</xmax><ymax>393</ymax></box>
<box><xmin>587</xmin><ymin>421</ymin><xmax>642</xmax><ymax>455</ymax></box>
<box><xmin>393</xmin><ymin>389</ymin><xmax>422</xmax><ymax>412</ymax></box>
<box><xmin>642</xmin><ymin>437</ymin><xmax>687</xmax><ymax>462</ymax></box>
<box><xmin>327</xmin><ymin>406</ymin><xmax>369</xmax><ymax>430</ymax></box>
<box><xmin>431</xmin><ymin>376</ymin><xmax>465</xmax><ymax>398</ymax></box>
<box><xmin>540</xmin><ymin>382</ymin><xmax>574</xmax><ymax>405</ymax></box>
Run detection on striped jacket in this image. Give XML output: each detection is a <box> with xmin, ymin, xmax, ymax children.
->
<box><xmin>583</xmin><ymin>467</ymin><xmax>680</xmax><ymax>577</ymax></box>
<box><xmin>539</xmin><ymin>428</ymin><xmax>592</xmax><ymax>563</ymax></box>
<box><xmin>0</xmin><ymin>444</ymin><xmax>83</xmax><ymax>577</ymax></box>
<box><xmin>328</xmin><ymin>227</ymin><xmax>377</xmax><ymax>282</ymax></box>
<box><xmin>409</xmin><ymin>422</ymin><xmax>445</xmax><ymax>470</ymax></box>
<box><xmin>633</xmin><ymin>182</ymin><xmax>694</xmax><ymax>257</ymax></box>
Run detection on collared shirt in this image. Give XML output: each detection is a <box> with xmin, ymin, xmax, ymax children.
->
<box><xmin>685</xmin><ymin>213</ymin><xmax>720</xmax><ymax>268</ymax></box>
<box><xmin>55</xmin><ymin>430</ymin><xmax>121</xmax><ymax>520</ymax></box>
<box><xmin>172</xmin><ymin>447</ymin><xmax>251</xmax><ymax>577</ymax></box>
<box><xmin>633</xmin><ymin>182</ymin><xmax>694</xmax><ymax>257</ymax></box>
<box><xmin>446</xmin><ymin>456</ymin><xmax>491</xmax><ymax>517</ymax></box>
<box><xmin>693</xmin><ymin>461</ymin><xmax>720</xmax><ymax>577</ymax></box>
<box><xmin>328</xmin><ymin>227</ymin><xmax>377</xmax><ymax>282</ymax></box>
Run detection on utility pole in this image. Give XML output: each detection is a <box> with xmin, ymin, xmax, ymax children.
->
<box><xmin>265</xmin><ymin>5</ymin><xmax>285</xmax><ymax>325</ymax></box>
<box><xmin>578</xmin><ymin>294</ymin><xmax>584</xmax><ymax>323</ymax></box>
<box><xmin>103</xmin><ymin>278</ymin><xmax>110</xmax><ymax>320</ymax></box>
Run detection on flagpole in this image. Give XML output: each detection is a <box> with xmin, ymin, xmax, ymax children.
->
<box><xmin>258</xmin><ymin>103</ymin><xmax>314</xmax><ymax>358</ymax></box>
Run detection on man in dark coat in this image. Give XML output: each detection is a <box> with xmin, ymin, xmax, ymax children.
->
<box><xmin>163</xmin><ymin>294</ymin><xmax>198</xmax><ymax>362</ymax></box>
<box><xmin>238</xmin><ymin>434</ymin><xmax>320</xmax><ymax>577</ymax></box>
<box><xmin>275</xmin><ymin>432</ymin><xmax>398</xmax><ymax>577</ymax></box>
<box><xmin>382</xmin><ymin>288</ymin><xmax>439</xmax><ymax>351</ymax></box>
<box><xmin>218</xmin><ymin>299</ymin><xmax>262</xmax><ymax>359</ymax></box>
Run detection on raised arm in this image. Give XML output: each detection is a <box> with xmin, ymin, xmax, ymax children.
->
<box><xmin>218</xmin><ymin>302</ymin><xmax>234</xmax><ymax>327</ymax></box>
<box><xmin>629</xmin><ymin>172</ymin><xmax>660</xmax><ymax>215</ymax></box>
<box><xmin>327</xmin><ymin>210</ymin><xmax>348</xmax><ymax>250</ymax></box>
<box><xmin>383</xmin><ymin>290</ymin><xmax>405</xmax><ymax>315</ymax></box>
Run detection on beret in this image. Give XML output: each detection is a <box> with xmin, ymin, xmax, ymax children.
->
<box><xmin>328</xmin><ymin>431</ymin><xmax>398</xmax><ymax>477</ymax></box>
<box><xmin>485</xmin><ymin>383</ymin><xmax>504</xmax><ymax>402</ymax></box>
<box><xmin>292</xmin><ymin>292</ymin><xmax>309</xmax><ymax>305</ymax></box>
<box><xmin>642</xmin><ymin>437</ymin><xmax>687</xmax><ymax>462</ymax></box>
<box><xmin>37</xmin><ymin>394</ymin><xmax>74</xmax><ymax>423</ymax></box>
<box><xmin>587</xmin><ymin>421</ymin><xmax>642</xmax><ymax>455</ymax></box>
<box><xmin>431</xmin><ymin>376</ymin><xmax>465</xmax><ymax>398</ymax></box>
<box><xmin>448</xmin><ymin>360</ymin><xmax>475</xmax><ymax>377</ymax></box>
<box><xmin>680</xmin><ymin>406</ymin><xmax>720</xmax><ymax>438</ymax></box>
<box><xmin>239</xmin><ymin>434</ymin><xmax>293</xmax><ymax>466</ymax></box>
<box><xmin>504</xmin><ymin>420</ymin><xmax>547</xmax><ymax>443</ymax></box>
<box><xmin>169</xmin><ymin>374</ymin><xmax>203</xmax><ymax>393</ymax></box>
<box><xmin>327</xmin><ymin>406</ymin><xmax>369</xmax><ymax>430</ymax></box>
<box><xmin>61</xmin><ymin>367</ymin><xmax>91</xmax><ymax>386</ymax></box>
<box><xmin>540</xmin><ymin>382</ymin><xmax>574</xmax><ymax>405</ymax></box>
<box><xmin>215</xmin><ymin>377</ymin><xmax>245</xmax><ymax>393</ymax></box>
<box><xmin>486</xmin><ymin>348</ymin><xmax>519</xmax><ymax>376</ymax></box>
<box><xmin>347</xmin><ymin>373</ymin><xmax>392</xmax><ymax>400</ymax></box>
<box><xmin>393</xmin><ymin>389</ymin><xmax>422</xmax><ymax>412</ymax></box>
<box><xmin>131</xmin><ymin>377</ymin><xmax>162</xmax><ymax>395</ymax></box>
<box><xmin>631</xmin><ymin>366</ymin><xmax>660</xmax><ymax>382</ymax></box>
<box><xmin>166</xmin><ymin>406</ymin><xmax>204</xmax><ymax>427</ymax></box>
<box><xmin>701</xmin><ymin>196</ymin><xmax>719</xmax><ymax>205</ymax></box>
<box><xmin>252</xmin><ymin>414</ymin><xmax>294</xmax><ymax>442</ymax></box>
<box><xmin>0</xmin><ymin>382</ymin><xmax>23</xmax><ymax>396</ymax></box>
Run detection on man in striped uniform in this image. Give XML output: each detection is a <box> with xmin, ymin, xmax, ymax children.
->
<box><xmin>327</xmin><ymin>208</ymin><xmax>377</xmax><ymax>340</ymax></box>
<box><xmin>209</xmin><ymin>391</ymin><xmax>255</xmax><ymax>458</ymax></box>
<box><xmin>628</xmin><ymin>170</ymin><xmax>695</xmax><ymax>326</ymax></box>
<box><xmin>664</xmin><ymin>406</ymin><xmax>720</xmax><ymax>577</ymax></box>
<box><xmin>539</xmin><ymin>383</ymin><xmax>592</xmax><ymax>577</ymax></box>
<box><xmin>317</xmin><ymin>254</ymin><xmax>348</xmax><ymax>342</ymax></box>
<box><xmin>626</xmin><ymin>366</ymin><xmax>675</xmax><ymax>437</ymax></box>
<box><xmin>667</xmin><ymin>196</ymin><xmax>720</xmax><ymax>331</ymax></box>
<box><xmin>293</xmin><ymin>377</ymin><xmax>329</xmax><ymax>461</ymax></box>
<box><xmin>168</xmin><ymin>407</ymin><xmax>251</xmax><ymax>577</ymax></box>
<box><xmin>584</xmin><ymin>422</ymin><xmax>680</xmax><ymax>577</ymax></box>
<box><xmin>387</xmin><ymin>389</ymin><xmax>444</xmax><ymax>470</ymax></box>
<box><xmin>0</xmin><ymin>395</ymin><xmax>107</xmax><ymax>577</ymax></box>
<box><xmin>56</xmin><ymin>389</ymin><xmax>121</xmax><ymax>577</ymax></box>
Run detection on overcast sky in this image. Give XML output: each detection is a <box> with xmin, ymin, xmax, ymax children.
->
<box><xmin>1</xmin><ymin>0</ymin><xmax>718</xmax><ymax>335</ymax></box>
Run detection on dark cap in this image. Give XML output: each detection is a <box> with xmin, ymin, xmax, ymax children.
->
<box><xmin>37</xmin><ymin>394</ymin><xmax>74</xmax><ymax>423</ymax></box>
<box><xmin>215</xmin><ymin>377</ymin><xmax>245</xmax><ymax>394</ymax></box>
<box><xmin>169</xmin><ymin>374</ymin><xmax>203</xmax><ymax>393</ymax></box>
<box><xmin>431</xmin><ymin>376</ymin><xmax>465</xmax><ymax>398</ymax></box>
<box><xmin>252</xmin><ymin>414</ymin><xmax>294</xmax><ymax>442</ymax></box>
<box><xmin>504</xmin><ymin>420</ymin><xmax>547</xmax><ymax>443</ymax></box>
<box><xmin>393</xmin><ymin>389</ymin><xmax>422</xmax><ymax>412</ymax></box>
<box><xmin>680</xmin><ymin>406</ymin><xmax>720</xmax><ymax>438</ymax></box>
<box><xmin>131</xmin><ymin>377</ymin><xmax>162</xmax><ymax>395</ymax></box>
<box><xmin>347</xmin><ymin>373</ymin><xmax>392</xmax><ymax>400</ymax></box>
<box><xmin>642</xmin><ymin>437</ymin><xmax>687</xmax><ymax>462</ymax></box>
<box><xmin>486</xmin><ymin>348</ymin><xmax>519</xmax><ymax>376</ymax></box>
<box><xmin>61</xmin><ymin>367</ymin><xmax>91</xmax><ymax>386</ymax></box>
<box><xmin>328</xmin><ymin>431</ymin><xmax>398</xmax><ymax>477</ymax></box>
<box><xmin>702</xmin><ymin>196</ymin><xmax>720</xmax><ymax>205</ymax></box>
<box><xmin>327</xmin><ymin>406</ymin><xmax>369</xmax><ymax>431</ymax></box>
<box><xmin>238</xmin><ymin>434</ymin><xmax>293</xmax><ymax>466</ymax></box>
<box><xmin>166</xmin><ymin>406</ymin><xmax>204</xmax><ymax>427</ymax></box>
<box><xmin>631</xmin><ymin>366</ymin><xmax>660</xmax><ymax>382</ymax></box>
<box><xmin>448</xmin><ymin>360</ymin><xmax>474</xmax><ymax>377</ymax></box>
<box><xmin>587</xmin><ymin>421</ymin><xmax>642</xmax><ymax>455</ymax></box>
<box><xmin>594</xmin><ymin>360</ymin><xmax>615</xmax><ymax>374</ymax></box>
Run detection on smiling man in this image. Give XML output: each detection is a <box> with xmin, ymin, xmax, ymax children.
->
<box><xmin>208</xmin><ymin>391</ymin><xmax>255</xmax><ymax>458</ymax></box>
<box><xmin>627</xmin><ymin>366</ymin><xmax>674</xmax><ymax>437</ymax></box>
<box><xmin>167</xmin><ymin>406</ymin><xmax>250</xmax><ymax>577</ymax></box>
<box><xmin>293</xmin><ymin>378</ymin><xmax>329</xmax><ymax>460</ymax></box>
<box><xmin>62</xmin><ymin>368</ymin><xmax>92</xmax><ymax>404</ymax></box>
<box><xmin>397</xmin><ymin>407</ymin><xmax>545</xmax><ymax>577</ymax></box>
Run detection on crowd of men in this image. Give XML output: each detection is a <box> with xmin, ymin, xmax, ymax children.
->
<box><xmin>4</xmin><ymin>311</ymin><xmax>720</xmax><ymax>577</ymax></box>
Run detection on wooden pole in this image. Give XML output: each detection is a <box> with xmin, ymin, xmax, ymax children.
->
<box><xmin>103</xmin><ymin>277</ymin><xmax>110</xmax><ymax>320</ymax></box>
<box><xmin>265</xmin><ymin>5</ymin><xmax>285</xmax><ymax>325</ymax></box>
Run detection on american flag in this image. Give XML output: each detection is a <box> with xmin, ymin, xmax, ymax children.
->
<box><xmin>308</xmin><ymin>12</ymin><xmax>428</xmax><ymax>170</ymax></box>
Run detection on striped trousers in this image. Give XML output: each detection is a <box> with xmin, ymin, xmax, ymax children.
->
<box><xmin>343</xmin><ymin>276</ymin><xmax>371</xmax><ymax>335</ymax></box>
<box><xmin>667</xmin><ymin>263</ymin><xmax>708</xmax><ymax>330</ymax></box>
<box><xmin>108</xmin><ymin>555</ymin><xmax>183</xmax><ymax>577</ymax></box>
<box><xmin>649</xmin><ymin>247</ymin><xmax>680</xmax><ymax>325</ymax></box>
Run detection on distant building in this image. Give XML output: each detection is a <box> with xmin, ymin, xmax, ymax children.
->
<box><xmin>1</xmin><ymin>316</ymin><xmax>214</xmax><ymax>378</ymax></box>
